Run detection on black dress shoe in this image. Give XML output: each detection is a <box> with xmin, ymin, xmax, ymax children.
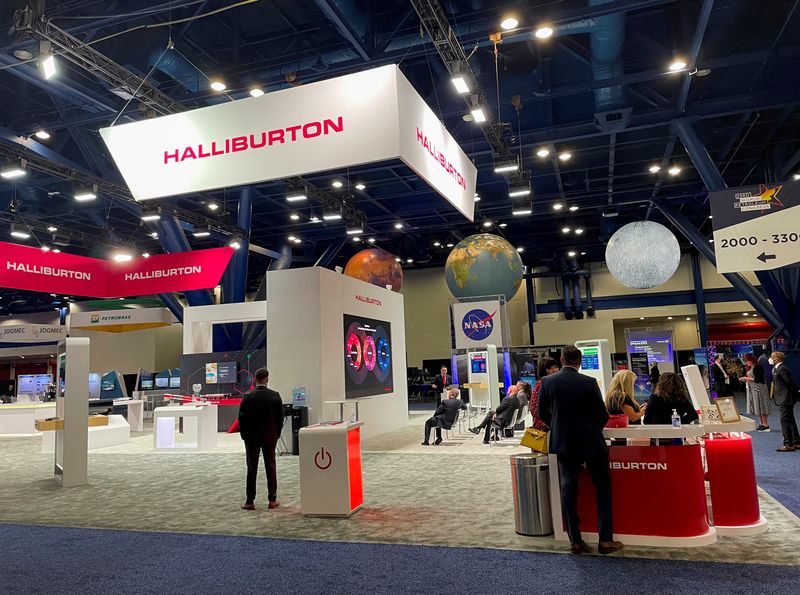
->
<box><xmin>421</xmin><ymin>441</ymin><xmax>430</xmax><ymax>446</ymax></box>
<box><xmin>468</xmin><ymin>427</ymin><xmax>480</xmax><ymax>435</ymax></box>
<box><xmin>482</xmin><ymin>440</ymin><xmax>490</xmax><ymax>445</ymax></box>
<box><xmin>434</xmin><ymin>437</ymin><xmax>442</xmax><ymax>445</ymax></box>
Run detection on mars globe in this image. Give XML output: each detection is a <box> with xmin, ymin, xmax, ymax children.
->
<box><xmin>445</xmin><ymin>233</ymin><xmax>524</xmax><ymax>300</ymax></box>
<box><xmin>344</xmin><ymin>248</ymin><xmax>404</xmax><ymax>292</ymax></box>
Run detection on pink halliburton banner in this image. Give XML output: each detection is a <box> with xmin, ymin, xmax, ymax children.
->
<box><xmin>0</xmin><ymin>241</ymin><xmax>233</xmax><ymax>298</ymax></box>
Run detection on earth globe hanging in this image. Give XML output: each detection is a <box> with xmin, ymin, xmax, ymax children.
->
<box><xmin>445</xmin><ymin>233</ymin><xmax>524</xmax><ymax>300</ymax></box>
<box><xmin>344</xmin><ymin>248</ymin><xmax>404</xmax><ymax>292</ymax></box>
<box><xmin>605</xmin><ymin>221</ymin><xmax>680</xmax><ymax>289</ymax></box>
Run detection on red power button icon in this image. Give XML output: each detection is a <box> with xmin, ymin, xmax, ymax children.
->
<box><xmin>314</xmin><ymin>447</ymin><xmax>332</xmax><ymax>470</ymax></box>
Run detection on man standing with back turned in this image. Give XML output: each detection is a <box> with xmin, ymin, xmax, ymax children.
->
<box><xmin>539</xmin><ymin>346</ymin><xmax>623</xmax><ymax>555</ymax></box>
<box><xmin>238</xmin><ymin>368</ymin><xmax>284</xmax><ymax>510</ymax></box>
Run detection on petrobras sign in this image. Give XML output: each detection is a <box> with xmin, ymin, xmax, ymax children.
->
<box><xmin>100</xmin><ymin>65</ymin><xmax>477</xmax><ymax>221</ymax></box>
<box><xmin>0</xmin><ymin>324</ymin><xmax>65</xmax><ymax>343</ymax></box>
<box><xmin>0</xmin><ymin>241</ymin><xmax>232</xmax><ymax>298</ymax></box>
<box><xmin>451</xmin><ymin>300</ymin><xmax>502</xmax><ymax>349</ymax></box>
<box><xmin>71</xmin><ymin>307</ymin><xmax>177</xmax><ymax>329</ymax></box>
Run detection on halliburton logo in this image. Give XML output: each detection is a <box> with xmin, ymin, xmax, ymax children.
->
<box><xmin>355</xmin><ymin>295</ymin><xmax>382</xmax><ymax>307</ymax></box>
<box><xmin>163</xmin><ymin>117</ymin><xmax>345</xmax><ymax>165</ymax></box>
<box><xmin>610</xmin><ymin>462</ymin><xmax>668</xmax><ymax>471</ymax></box>
<box><xmin>124</xmin><ymin>266</ymin><xmax>202</xmax><ymax>281</ymax></box>
<box><xmin>416</xmin><ymin>128</ymin><xmax>467</xmax><ymax>190</ymax></box>
<box><xmin>6</xmin><ymin>261</ymin><xmax>91</xmax><ymax>281</ymax></box>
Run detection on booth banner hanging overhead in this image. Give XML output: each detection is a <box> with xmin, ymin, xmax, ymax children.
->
<box><xmin>70</xmin><ymin>307</ymin><xmax>178</xmax><ymax>332</ymax></box>
<box><xmin>99</xmin><ymin>65</ymin><xmax>477</xmax><ymax>221</ymax></box>
<box><xmin>0</xmin><ymin>324</ymin><xmax>66</xmax><ymax>343</ymax></box>
<box><xmin>709</xmin><ymin>180</ymin><xmax>800</xmax><ymax>273</ymax></box>
<box><xmin>451</xmin><ymin>300</ymin><xmax>503</xmax><ymax>349</ymax></box>
<box><xmin>0</xmin><ymin>241</ymin><xmax>232</xmax><ymax>298</ymax></box>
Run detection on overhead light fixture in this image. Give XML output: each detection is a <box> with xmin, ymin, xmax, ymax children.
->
<box><xmin>433</xmin><ymin>241</ymin><xmax>441</xmax><ymax>247</ymax></box>
<box><xmin>395</xmin><ymin>257</ymin><xmax>402</xmax><ymax>262</ymax></box>
<box><xmin>793</xmin><ymin>173</ymin><xmax>800</xmax><ymax>181</ymax></box>
<box><xmin>516</xmin><ymin>247</ymin><xmax>524</xmax><ymax>253</ymax></box>
<box><xmin>229</xmin><ymin>238</ymin><xmax>242</xmax><ymax>250</ymax></box>
<box><xmin>708</xmin><ymin>238</ymin><xmax>714</xmax><ymax>243</ymax></box>
<box><xmin>142</xmin><ymin>253</ymin><xmax>150</xmax><ymax>258</ymax></box>
<box><xmin>1</xmin><ymin>159</ymin><xmax>27</xmax><ymax>179</ymax></box>
<box><xmin>536</xmin><ymin>148</ymin><xmax>550</xmax><ymax>158</ymax></box>
<box><xmin>552</xmin><ymin>202</ymin><xmax>564</xmax><ymax>211</ymax></box>
<box><xmin>451</xmin><ymin>75</ymin><xmax>470</xmax><ymax>94</ymax></box>
<box><xmin>394</xmin><ymin>222</ymin><xmax>404</xmax><ymax>229</ymax></box>
<box><xmin>352</xmin><ymin>236</ymin><xmax>361</xmax><ymax>242</ymax></box>
<box><xmin>668</xmin><ymin>165</ymin><xmax>681</xmax><ymax>176</ymax></box>
<box><xmin>482</xmin><ymin>221</ymin><xmax>493</xmax><ymax>228</ymax></box>
<box><xmin>512</xmin><ymin>205</ymin><xmax>532</xmax><ymax>216</ymax></box>
<box><xmin>580</xmin><ymin>251</ymin><xmax>586</xmax><ymax>256</ymax></box>
<box><xmin>290</xmin><ymin>213</ymin><xmax>301</xmax><ymax>221</ymax></box>
<box><xmin>288</xmin><ymin>235</ymin><xmax>298</xmax><ymax>242</ymax></box>
<box><xmin>470</xmin><ymin>106</ymin><xmax>487</xmax><ymax>123</ymax></box>
<box><xmin>558</xmin><ymin>152</ymin><xmax>572</xmax><ymax>162</ymax></box>
<box><xmin>640</xmin><ymin>317</ymin><xmax>646</xmax><ymax>321</ymax></box>
<box><xmin>208</xmin><ymin>202</ymin><xmax>220</xmax><ymax>211</ymax></box>
<box><xmin>508</xmin><ymin>181</ymin><xmax>531</xmax><ymax>198</ymax></box>
<box><xmin>322</xmin><ymin>206</ymin><xmax>343</xmax><ymax>221</ymax></box>
<box><xmin>355</xmin><ymin>183</ymin><xmax>366</xmax><ymax>191</ymax></box>
<box><xmin>667</xmin><ymin>316</ymin><xmax>673</xmax><ymax>320</ymax></box>
<box><xmin>249</xmin><ymin>88</ymin><xmax>264</xmax><ymax>98</ymax></box>
<box><xmin>346</xmin><ymin>222</ymin><xmax>364</xmax><ymax>235</ymax></box>
<box><xmin>406</xmin><ymin>258</ymin><xmax>414</xmax><ymax>263</ymax></box>
<box><xmin>562</xmin><ymin>227</ymin><xmax>571</xmax><ymax>234</ymax></box>
<box><xmin>113</xmin><ymin>252</ymin><xmax>133</xmax><ymax>262</ymax></box>
<box><xmin>140</xmin><ymin>208</ymin><xmax>161</xmax><ymax>222</ymax></box>
<box><xmin>74</xmin><ymin>184</ymin><xmax>97</xmax><ymax>202</ymax></box>
<box><xmin>38</xmin><ymin>43</ymin><xmax>57</xmax><ymax>80</ymax></box>
<box><xmin>575</xmin><ymin>228</ymin><xmax>584</xmax><ymax>235</ymax></box>
<box><xmin>669</xmin><ymin>58</ymin><xmax>687</xmax><ymax>72</ymax></box>
<box><xmin>534</xmin><ymin>26</ymin><xmax>554</xmax><ymax>39</ymax></box>
<box><xmin>150</xmin><ymin>232</ymin><xmax>159</xmax><ymax>238</ymax></box>
<box><xmin>193</xmin><ymin>229</ymin><xmax>211</xmax><ymax>237</ymax></box>
<box><xmin>310</xmin><ymin>214</ymin><xmax>321</xmax><ymax>223</ymax></box>
<box><xmin>292</xmin><ymin>237</ymin><xmax>301</xmax><ymax>244</ymax></box>
<box><xmin>742</xmin><ymin>312</ymin><xmax>749</xmax><ymax>316</ymax></box>
<box><xmin>368</xmin><ymin>237</ymin><xmax>375</xmax><ymax>243</ymax></box>
<box><xmin>474</xmin><ymin>193</ymin><xmax>481</xmax><ymax>202</ymax></box>
<box><xmin>331</xmin><ymin>180</ymin><xmax>344</xmax><ymax>189</ymax></box>
<box><xmin>649</xmin><ymin>164</ymin><xmax>662</xmax><ymax>173</ymax></box>
<box><xmin>500</xmin><ymin>16</ymin><xmax>519</xmax><ymax>30</ymax></box>
<box><xmin>446</xmin><ymin>242</ymin><xmax>454</xmax><ymax>248</ymax></box>
<box><xmin>567</xmin><ymin>251</ymin><xmax>576</xmax><ymax>257</ymax></box>
<box><xmin>34</xmin><ymin>129</ymin><xmax>51</xmax><ymax>140</ymax></box>
<box><xmin>210</xmin><ymin>80</ymin><xmax>226</xmax><ymax>91</ymax></box>
<box><xmin>47</xmin><ymin>225</ymin><xmax>58</xmax><ymax>232</ymax></box>
<box><xmin>601</xmin><ymin>209</ymin><xmax>619</xmax><ymax>218</ymax></box>
<box><xmin>686</xmin><ymin>317</ymin><xmax>691</xmax><ymax>321</ymax></box>
<box><xmin>10</xmin><ymin>223</ymin><xmax>30</xmax><ymax>240</ymax></box>
<box><xmin>569</xmin><ymin>205</ymin><xmax>579</xmax><ymax>212</ymax></box>
<box><xmin>494</xmin><ymin>156</ymin><xmax>520</xmax><ymax>174</ymax></box>
<box><xmin>499</xmin><ymin>223</ymin><xmax>507</xmax><ymax>228</ymax></box>
<box><xmin>286</xmin><ymin>189</ymin><xmax>307</xmax><ymax>202</ymax></box>
<box><xmin>52</xmin><ymin>248</ymin><xmax>61</xmax><ymax>253</ymax></box>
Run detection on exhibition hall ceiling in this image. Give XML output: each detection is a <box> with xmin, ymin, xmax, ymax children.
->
<box><xmin>1</xmin><ymin>0</ymin><xmax>799</xmax><ymax>312</ymax></box>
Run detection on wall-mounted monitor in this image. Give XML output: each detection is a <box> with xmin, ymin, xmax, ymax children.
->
<box><xmin>343</xmin><ymin>314</ymin><xmax>393</xmax><ymax>399</ymax></box>
<box><xmin>140</xmin><ymin>378</ymin><xmax>154</xmax><ymax>390</ymax></box>
<box><xmin>155</xmin><ymin>376</ymin><xmax>169</xmax><ymax>389</ymax></box>
<box><xmin>179</xmin><ymin>350</ymin><xmax>266</xmax><ymax>395</ymax></box>
<box><xmin>217</xmin><ymin>361</ymin><xmax>237</xmax><ymax>384</ymax></box>
<box><xmin>169</xmin><ymin>376</ymin><xmax>181</xmax><ymax>389</ymax></box>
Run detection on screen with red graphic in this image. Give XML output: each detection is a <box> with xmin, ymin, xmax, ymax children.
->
<box><xmin>343</xmin><ymin>314</ymin><xmax>393</xmax><ymax>399</ymax></box>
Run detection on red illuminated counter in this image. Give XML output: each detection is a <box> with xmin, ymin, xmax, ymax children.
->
<box><xmin>299</xmin><ymin>421</ymin><xmax>364</xmax><ymax>517</ymax></box>
<box><xmin>547</xmin><ymin>418</ymin><xmax>765</xmax><ymax>547</ymax></box>
<box><xmin>166</xmin><ymin>394</ymin><xmax>241</xmax><ymax>432</ymax></box>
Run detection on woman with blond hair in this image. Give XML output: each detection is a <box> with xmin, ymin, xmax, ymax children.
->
<box><xmin>605</xmin><ymin>369</ymin><xmax>646</xmax><ymax>423</ymax></box>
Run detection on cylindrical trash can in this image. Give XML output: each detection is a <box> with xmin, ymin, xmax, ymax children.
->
<box><xmin>510</xmin><ymin>453</ymin><xmax>553</xmax><ymax>536</ymax></box>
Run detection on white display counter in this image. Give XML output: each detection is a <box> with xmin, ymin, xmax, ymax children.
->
<box><xmin>41</xmin><ymin>414</ymin><xmax>130</xmax><ymax>453</ymax></box>
<box><xmin>299</xmin><ymin>421</ymin><xmax>364</xmax><ymax>517</ymax></box>
<box><xmin>114</xmin><ymin>399</ymin><xmax>144</xmax><ymax>432</ymax></box>
<box><xmin>153</xmin><ymin>404</ymin><xmax>218</xmax><ymax>452</ymax></box>
<box><xmin>0</xmin><ymin>402</ymin><xmax>57</xmax><ymax>436</ymax></box>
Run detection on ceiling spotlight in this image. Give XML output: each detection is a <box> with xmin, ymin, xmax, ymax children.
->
<box><xmin>346</xmin><ymin>222</ymin><xmax>364</xmax><ymax>235</ymax></box>
<box><xmin>649</xmin><ymin>164</ymin><xmax>662</xmax><ymax>173</ymax></box>
<box><xmin>433</xmin><ymin>241</ymin><xmax>441</xmax><ymax>247</ymax></box>
<box><xmin>74</xmin><ymin>184</ymin><xmax>98</xmax><ymax>202</ymax></box>
<box><xmin>500</xmin><ymin>16</ymin><xmax>519</xmax><ymax>30</ymax></box>
<box><xmin>322</xmin><ymin>206</ymin><xmax>343</xmax><ymax>221</ymax></box>
<box><xmin>355</xmin><ymin>183</ymin><xmax>366</xmax><ymax>191</ymax></box>
<box><xmin>140</xmin><ymin>208</ymin><xmax>161</xmax><ymax>222</ymax></box>
<box><xmin>310</xmin><ymin>214</ymin><xmax>321</xmax><ymax>223</ymax></box>
<box><xmin>499</xmin><ymin>223</ymin><xmax>507</xmax><ymax>228</ymax></box>
<box><xmin>13</xmin><ymin>49</ymin><xmax>33</xmax><ymax>60</ymax></box>
<box><xmin>470</xmin><ymin>107</ymin><xmax>487</xmax><ymax>123</ymax></box>
<box><xmin>668</xmin><ymin>316</ymin><xmax>673</xmax><ymax>320</ymax></box>
<box><xmin>640</xmin><ymin>317</ymin><xmax>646</xmax><ymax>320</ymax></box>
<box><xmin>474</xmin><ymin>193</ymin><xmax>481</xmax><ymax>202</ymax></box>
<box><xmin>249</xmin><ymin>88</ymin><xmax>264</xmax><ymax>98</ymax></box>
<box><xmin>508</xmin><ymin>181</ymin><xmax>531</xmax><ymax>198</ymax></box>
<box><xmin>39</xmin><ymin>53</ymin><xmax>57</xmax><ymax>80</ymax></box>
<box><xmin>558</xmin><ymin>152</ymin><xmax>572</xmax><ymax>162</ymax></box>
<box><xmin>482</xmin><ymin>221</ymin><xmax>493</xmax><ymax>228</ymax></box>
<box><xmin>668</xmin><ymin>166</ymin><xmax>682</xmax><ymax>176</ymax></box>
<box><xmin>552</xmin><ymin>202</ymin><xmax>564</xmax><ymax>211</ymax></box>
<box><xmin>292</xmin><ymin>238</ymin><xmax>301</xmax><ymax>244</ymax></box>
<box><xmin>394</xmin><ymin>222</ymin><xmax>404</xmax><ymax>229</ymax></box>
<box><xmin>516</xmin><ymin>247</ymin><xmax>524</xmax><ymax>253</ymax></box>
<box><xmin>9</xmin><ymin>223</ymin><xmax>30</xmax><ymax>240</ymax></box>
<box><xmin>52</xmin><ymin>248</ymin><xmax>61</xmax><ymax>253</ymax></box>
<box><xmin>742</xmin><ymin>312</ymin><xmax>749</xmax><ymax>316</ymax></box>
<box><xmin>536</xmin><ymin>148</ymin><xmax>550</xmax><ymax>158</ymax></box>
<box><xmin>580</xmin><ymin>251</ymin><xmax>586</xmax><ymax>256</ymax></box>
<box><xmin>142</xmin><ymin>253</ymin><xmax>150</xmax><ymax>258</ymax></box>
<box><xmin>451</xmin><ymin>75</ymin><xmax>470</xmax><ymax>94</ymax></box>
<box><xmin>1</xmin><ymin>159</ymin><xmax>27</xmax><ymax>179</ymax></box>
<box><xmin>193</xmin><ymin>229</ymin><xmax>211</xmax><ymax>237</ymax></box>
<box><xmin>512</xmin><ymin>205</ymin><xmax>532</xmax><ymax>216</ymax></box>
<box><xmin>569</xmin><ymin>205</ymin><xmax>579</xmax><ymax>212</ymax></box>
<box><xmin>286</xmin><ymin>189</ymin><xmax>307</xmax><ymax>202</ymax></box>
<box><xmin>567</xmin><ymin>251</ymin><xmax>576</xmax><ymax>257</ymax></box>
<box><xmin>446</xmin><ymin>243</ymin><xmax>454</xmax><ymax>248</ymax></box>
<box><xmin>575</xmin><ymin>228</ymin><xmax>584</xmax><ymax>235</ymax></box>
<box><xmin>352</xmin><ymin>236</ymin><xmax>361</xmax><ymax>242</ymax></box>
<box><xmin>368</xmin><ymin>237</ymin><xmax>375</xmax><ymax>243</ymax></box>
<box><xmin>150</xmin><ymin>232</ymin><xmax>159</xmax><ymax>238</ymax></box>
<box><xmin>406</xmin><ymin>258</ymin><xmax>414</xmax><ymax>263</ymax></box>
<box><xmin>793</xmin><ymin>173</ymin><xmax>800</xmax><ymax>181</ymax></box>
<box><xmin>229</xmin><ymin>238</ymin><xmax>242</xmax><ymax>250</ymax></box>
<box><xmin>34</xmin><ymin>129</ymin><xmax>51</xmax><ymax>140</ymax></box>
<box><xmin>669</xmin><ymin>58</ymin><xmax>687</xmax><ymax>72</ymax></box>
<box><xmin>288</xmin><ymin>235</ymin><xmax>297</xmax><ymax>242</ymax></box>
<box><xmin>494</xmin><ymin>156</ymin><xmax>520</xmax><ymax>174</ymax></box>
<box><xmin>210</xmin><ymin>80</ymin><xmax>226</xmax><ymax>92</ymax></box>
<box><xmin>562</xmin><ymin>227</ymin><xmax>571</xmax><ymax>234</ymax></box>
<box><xmin>113</xmin><ymin>252</ymin><xmax>133</xmax><ymax>262</ymax></box>
<box><xmin>534</xmin><ymin>26</ymin><xmax>554</xmax><ymax>39</ymax></box>
<box><xmin>395</xmin><ymin>257</ymin><xmax>402</xmax><ymax>262</ymax></box>
<box><xmin>695</xmin><ymin>68</ymin><xmax>712</xmax><ymax>77</ymax></box>
<box><xmin>208</xmin><ymin>203</ymin><xmax>220</xmax><ymax>211</ymax></box>
<box><xmin>47</xmin><ymin>226</ymin><xmax>57</xmax><ymax>232</ymax></box>
<box><xmin>686</xmin><ymin>317</ymin><xmax>691</xmax><ymax>321</ymax></box>
<box><xmin>331</xmin><ymin>180</ymin><xmax>344</xmax><ymax>189</ymax></box>
<box><xmin>290</xmin><ymin>213</ymin><xmax>300</xmax><ymax>221</ymax></box>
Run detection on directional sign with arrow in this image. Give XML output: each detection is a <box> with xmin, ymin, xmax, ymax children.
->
<box><xmin>709</xmin><ymin>180</ymin><xmax>800</xmax><ymax>273</ymax></box>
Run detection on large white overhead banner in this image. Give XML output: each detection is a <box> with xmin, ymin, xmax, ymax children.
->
<box><xmin>100</xmin><ymin>65</ymin><xmax>476</xmax><ymax>221</ymax></box>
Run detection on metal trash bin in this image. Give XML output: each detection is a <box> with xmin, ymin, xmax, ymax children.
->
<box><xmin>510</xmin><ymin>453</ymin><xmax>553</xmax><ymax>536</ymax></box>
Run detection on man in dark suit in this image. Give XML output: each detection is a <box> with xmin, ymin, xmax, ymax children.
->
<box><xmin>469</xmin><ymin>386</ymin><xmax>521</xmax><ymax>444</ymax></box>
<box><xmin>711</xmin><ymin>354</ymin><xmax>733</xmax><ymax>397</ymax></box>
<box><xmin>431</xmin><ymin>366</ymin><xmax>451</xmax><ymax>405</ymax></box>
<box><xmin>422</xmin><ymin>387</ymin><xmax>464</xmax><ymax>445</ymax></box>
<box><xmin>238</xmin><ymin>368</ymin><xmax>284</xmax><ymax>510</ymax></box>
<box><xmin>539</xmin><ymin>345</ymin><xmax>623</xmax><ymax>556</ymax></box>
<box><xmin>771</xmin><ymin>351</ymin><xmax>800</xmax><ymax>452</ymax></box>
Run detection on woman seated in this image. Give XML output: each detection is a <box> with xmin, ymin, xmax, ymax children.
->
<box><xmin>644</xmin><ymin>372</ymin><xmax>699</xmax><ymax>427</ymax></box>
<box><xmin>529</xmin><ymin>358</ymin><xmax>560</xmax><ymax>431</ymax></box>
<box><xmin>605</xmin><ymin>370</ymin><xmax>645</xmax><ymax>423</ymax></box>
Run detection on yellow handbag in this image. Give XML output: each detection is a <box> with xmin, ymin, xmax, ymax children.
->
<box><xmin>520</xmin><ymin>427</ymin><xmax>548</xmax><ymax>453</ymax></box>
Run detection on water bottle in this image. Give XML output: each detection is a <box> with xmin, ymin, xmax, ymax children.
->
<box><xmin>671</xmin><ymin>409</ymin><xmax>681</xmax><ymax>429</ymax></box>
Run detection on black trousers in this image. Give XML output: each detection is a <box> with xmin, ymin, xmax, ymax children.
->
<box><xmin>778</xmin><ymin>400</ymin><xmax>800</xmax><ymax>447</ymax></box>
<box><xmin>474</xmin><ymin>410</ymin><xmax>495</xmax><ymax>430</ymax></box>
<box><xmin>424</xmin><ymin>417</ymin><xmax>441</xmax><ymax>442</ymax></box>
<box><xmin>558</xmin><ymin>454</ymin><xmax>613</xmax><ymax>544</ymax></box>
<box><xmin>245</xmin><ymin>441</ymin><xmax>277</xmax><ymax>504</ymax></box>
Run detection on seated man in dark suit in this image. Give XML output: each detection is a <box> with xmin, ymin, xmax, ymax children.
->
<box><xmin>422</xmin><ymin>387</ymin><xmax>464</xmax><ymax>445</ymax></box>
<box><xmin>539</xmin><ymin>346</ymin><xmax>623</xmax><ymax>555</ymax></box>
<box><xmin>469</xmin><ymin>385</ymin><xmax>521</xmax><ymax>444</ymax></box>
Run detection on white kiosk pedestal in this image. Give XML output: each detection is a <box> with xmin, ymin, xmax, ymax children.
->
<box><xmin>299</xmin><ymin>421</ymin><xmax>364</xmax><ymax>517</ymax></box>
<box><xmin>114</xmin><ymin>399</ymin><xmax>145</xmax><ymax>432</ymax></box>
<box><xmin>153</xmin><ymin>404</ymin><xmax>218</xmax><ymax>452</ymax></box>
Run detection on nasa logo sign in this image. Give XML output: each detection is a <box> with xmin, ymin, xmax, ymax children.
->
<box><xmin>461</xmin><ymin>308</ymin><xmax>496</xmax><ymax>342</ymax></box>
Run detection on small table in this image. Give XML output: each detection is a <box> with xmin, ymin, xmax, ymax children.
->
<box><xmin>153</xmin><ymin>404</ymin><xmax>218</xmax><ymax>452</ymax></box>
<box><xmin>113</xmin><ymin>399</ymin><xmax>144</xmax><ymax>432</ymax></box>
<box><xmin>325</xmin><ymin>397</ymin><xmax>372</xmax><ymax>422</ymax></box>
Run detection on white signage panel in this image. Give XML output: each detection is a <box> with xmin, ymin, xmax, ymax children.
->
<box><xmin>70</xmin><ymin>308</ymin><xmax>177</xmax><ymax>328</ymax></box>
<box><xmin>0</xmin><ymin>324</ymin><xmax>65</xmax><ymax>343</ymax></box>
<box><xmin>101</xmin><ymin>65</ymin><xmax>476</xmax><ymax>221</ymax></box>
<box><xmin>451</xmin><ymin>300</ymin><xmax>502</xmax><ymax>349</ymax></box>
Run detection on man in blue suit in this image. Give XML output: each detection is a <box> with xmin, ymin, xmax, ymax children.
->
<box><xmin>539</xmin><ymin>346</ymin><xmax>623</xmax><ymax>555</ymax></box>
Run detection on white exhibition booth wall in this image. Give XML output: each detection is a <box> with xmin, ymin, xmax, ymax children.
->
<box><xmin>183</xmin><ymin>267</ymin><xmax>408</xmax><ymax>440</ymax></box>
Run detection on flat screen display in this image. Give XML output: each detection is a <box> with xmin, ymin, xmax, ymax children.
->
<box><xmin>169</xmin><ymin>376</ymin><xmax>181</xmax><ymax>388</ymax></box>
<box><xmin>155</xmin><ymin>376</ymin><xmax>169</xmax><ymax>388</ymax></box>
<box><xmin>179</xmin><ymin>350</ymin><xmax>266</xmax><ymax>396</ymax></box>
<box><xmin>140</xmin><ymin>378</ymin><xmax>154</xmax><ymax>390</ymax></box>
<box><xmin>580</xmin><ymin>347</ymin><xmax>600</xmax><ymax>371</ymax></box>
<box><xmin>470</xmin><ymin>354</ymin><xmax>487</xmax><ymax>374</ymax></box>
<box><xmin>217</xmin><ymin>362</ymin><xmax>237</xmax><ymax>384</ymax></box>
<box><xmin>344</xmin><ymin>314</ymin><xmax>393</xmax><ymax>399</ymax></box>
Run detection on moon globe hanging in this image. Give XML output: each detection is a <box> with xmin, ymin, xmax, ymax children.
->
<box><xmin>605</xmin><ymin>221</ymin><xmax>681</xmax><ymax>289</ymax></box>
